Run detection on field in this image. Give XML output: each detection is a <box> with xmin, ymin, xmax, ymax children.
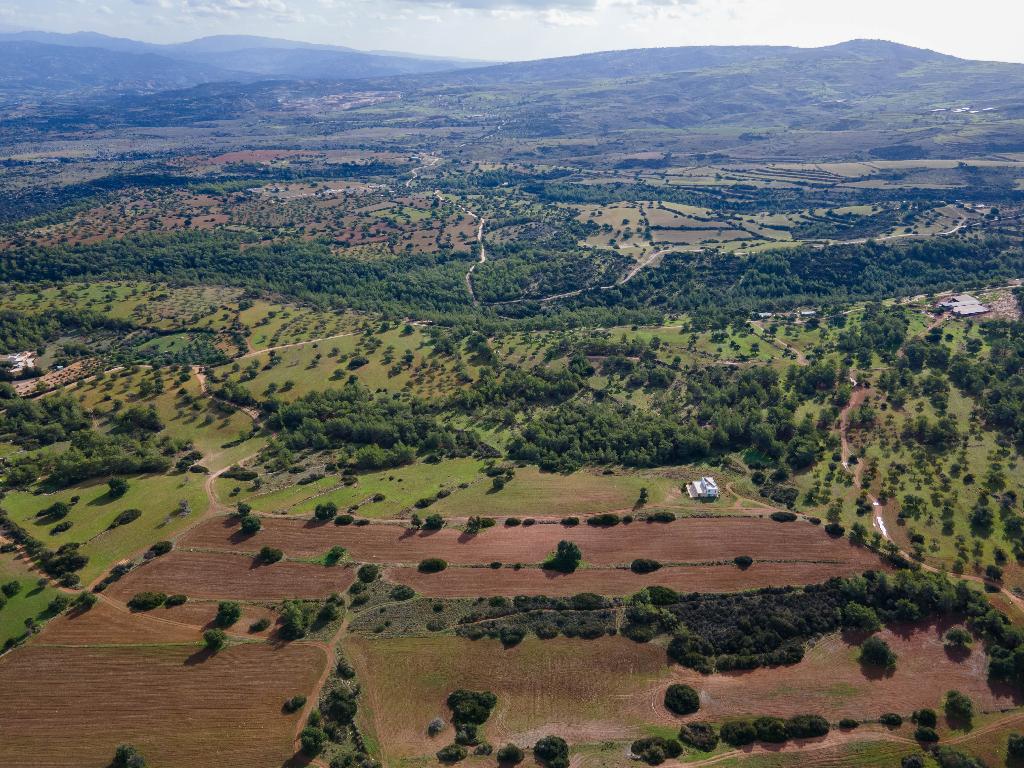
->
<box><xmin>0</xmin><ymin>642</ymin><xmax>325</xmax><ymax>768</ymax></box>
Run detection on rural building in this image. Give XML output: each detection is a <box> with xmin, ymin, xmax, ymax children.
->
<box><xmin>937</xmin><ymin>293</ymin><xmax>989</xmax><ymax>317</ymax></box>
<box><xmin>687</xmin><ymin>476</ymin><xmax>720</xmax><ymax>500</ymax></box>
<box><xmin>0</xmin><ymin>351</ymin><xmax>34</xmax><ymax>374</ymax></box>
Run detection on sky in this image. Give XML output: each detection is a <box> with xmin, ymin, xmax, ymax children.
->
<box><xmin>2</xmin><ymin>0</ymin><xmax>1023</xmax><ymax>63</ymax></box>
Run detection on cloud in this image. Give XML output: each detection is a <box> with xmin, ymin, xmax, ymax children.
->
<box><xmin>132</xmin><ymin>0</ymin><xmax>301</xmax><ymax>21</ymax></box>
<box><xmin>395</xmin><ymin>0</ymin><xmax>598</xmax><ymax>11</ymax></box>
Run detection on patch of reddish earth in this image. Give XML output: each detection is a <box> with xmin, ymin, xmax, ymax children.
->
<box><xmin>182</xmin><ymin>516</ymin><xmax>883</xmax><ymax>568</ymax></box>
<box><xmin>106</xmin><ymin>551</ymin><xmax>354</xmax><ymax>601</ymax></box>
<box><xmin>0</xmin><ymin>642</ymin><xmax>325</xmax><ymax>768</ymax></box>
<box><xmin>386</xmin><ymin>561</ymin><xmax>880</xmax><ymax>597</ymax></box>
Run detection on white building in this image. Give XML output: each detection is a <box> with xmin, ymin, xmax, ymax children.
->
<box><xmin>0</xmin><ymin>352</ymin><xmax>34</xmax><ymax>375</ymax></box>
<box><xmin>937</xmin><ymin>293</ymin><xmax>989</xmax><ymax>317</ymax></box>
<box><xmin>687</xmin><ymin>476</ymin><xmax>720</xmax><ymax>500</ymax></box>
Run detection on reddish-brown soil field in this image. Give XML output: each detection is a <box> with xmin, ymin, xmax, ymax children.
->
<box><xmin>37</xmin><ymin>599</ymin><xmax>281</xmax><ymax>645</ymax></box>
<box><xmin>385</xmin><ymin>560</ymin><xmax>882</xmax><ymax>597</ymax></box>
<box><xmin>182</xmin><ymin>516</ymin><xmax>882</xmax><ymax>569</ymax></box>
<box><xmin>350</xmin><ymin>622</ymin><xmax>1020</xmax><ymax>763</ymax></box>
<box><xmin>106</xmin><ymin>551</ymin><xmax>355</xmax><ymax>601</ymax></box>
<box><xmin>0</xmin><ymin>642</ymin><xmax>325</xmax><ymax>768</ymax></box>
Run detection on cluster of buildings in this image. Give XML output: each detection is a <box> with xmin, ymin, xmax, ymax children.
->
<box><xmin>936</xmin><ymin>293</ymin><xmax>989</xmax><ymax>317</ymax></box>
<box><xmin>0</xmin><ymin>351</ymin><xmax>35</xmax><ymax>376</ymax></box>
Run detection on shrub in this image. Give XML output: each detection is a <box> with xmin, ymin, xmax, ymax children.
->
<box><xmin>239</xmin><ymin>514</ymin><xmax>261</xmax><ymax>535</ymax></box>
<box><xmin>859</xmin><ymin>636</ymin><xmax>897</xmax><ymax>669</ymax></box>
<box><xmin>203</xmin><ymin>628</ymin><xmax>227</xmax><ymax>651</ymax></box>
<box><xmin>843</xmin><ymin>602</ymin><xmax>881</xmax><ymax>631</ymax></box>
<box><xmin>111</xmin><ymin>744</ymin><xmax>146</xmax><ymax>768</ymax></box>
<box><xmin>785</xmin><ymin>714</ymin><xmax>829</xmax><ymax>738</ymax></box>
<box><xmin>879</xmin><ymin>713</ymin><xmax>903</xmax><ymax>727</ymax></box>
<box><xmin>50</xmin><ymin>521</ymin><xmax>72</xmax><ymax>535</ymax></box>
<box><xmin>838</xmin><ymin>718</ymin><xmax>859</xmax><ymax>729</ymax></box>
<box><xmin>215</xmin><ymin>601</ymin><xmax>242</xmax><ymax>627</ymax></box>
<box><xmin>533</xmin><ymin>736</ymin><xmax>569</xmax><ymax>768</ymax></box>
<box><xmin>300</xmin><ymin>726</ymin><xmax>328</xmax><ymax>756</ymax></box>
<box><xmin>127</xmin><ymin>592</ymin><xmax>166</xmax><ymax>611</ymax></box>
<box><xmin>770</xmin><ymin>511</ymin><xmax>797</xmax><ymax>522</ymax></box>
<box><xmin>499</xmin><ymin>625</ymin><xmax>525</xmax><ymax>647</ymax></box>
<box><xmin>419</xmin><ymin>558</ymin><xmax>448</xmax><ymax>573</ymax></box>
<box><xmin>944</xmin><ymin>690</ymin><xmax>973</xmax><ymax>721</ymax></box>
<box><xmin>587</xmin><ymin>513</ymin><xmax>620</xmax><ymax>527</ymax></box>
<box><xmin>74</xmin><ymin>591</ymin><xmax>98</xmax><ymax>610</ymax></box>
<box><xmin>543</xmin><ymin>540</ymin><xmax>582</xmax><ymax>573</ymax></box>
<box><xmin>734</xmin><ymin>555</ymin><xmax>753</xmax><ymax>569</ymax></box>
<box><xmin>912</xmin><ymin>709</ymin><xmax>937</xmax><ymax>728</ymax></box>
<box><xmin>630</xmin><ymin>736</ymin><xmax>682</xmax><ymax>765</ymax></box>
<box><xmin>2</xmin><ymin>580</ymin><xmax>22</xmax><ymax>598</ymax></box>
<box><xmin>108</xmin><ymin>509</ymin><xmax>142</xmax><ymax>529</ymax></box>
<box><xmin>646</xmin><ymin>511</ymin><xmax>675</xmax><ymax>523</ymax></box>
<box><xmin>164</xmin><ymin>594</ymin><xmax>187</xmax><ymax>607</ymax></box>
<box><xmin>720</xmin><ymin>720</ymin><xmax>757</xmax><ymax>746</ymax></box>
<box><xmin>902</xmin><ymin>755</ymin><xmax>926</xmax><ymax>768</ymax></box>
<box><xmin>754</xmin><ymin>716</ymin><xmax>788</xmax><ymax>743</ymax></box>
<box><xmin>825</xmin><ymin>522</ymin><xmax>845</xmax><ymax>537</ymax></box>
<box><xmin>560</xmin><ymin>517</ymin><xmax>579</xmax><ymax>527</ymax></box>
<box><xmin>932</xmin><ymin>747</ymin><xmax>985</xmax><ymax>768</ymax></box>
<box><xmin>631</xmin><ymin>558</ymin><xmax>662</xmax><ymax>574</ymax></box>
<box><xmin>334</xmin><ymin>514</ymin><xmax>354</xmax><ymax>526</ymax></box>
<box><xmin>504</xmin><ymin>518</ymin><xmax>521</xmax><ymax>527</ymax></box>
<box><xmin>314</xmin><ymin>502</ymin><xmax>338</xmax><ymax>521</ymax></box>
<box><xmin>148</xmin><ymin>540</ymin><xmax>172</xmax><ymax>557</ymax></box>
<box><xmin>249</xmin><ymin>617</ymin><xmax>271</xmax><ymax>632</ymax></box>
<box><xmin>423</xmin><ymin>513</ymin><xmax>445</xmax><ymax>530</ymax></box>
<box><xmin>427</xmin><ymin>717</ymin><xmax>446</xmax><ymax>736</ymax></box>
<box><xmin>107</xmin><ymin>477</ymin><xmax>129</xmax><ymax>499</ymax></box>
<box><xmin>944</xmin><ymin>627</ymin><xmax>972</xmax><ymax>648</ymax></box>
<box><xmin>664</xmin><ymin>684</ymin><xmax>700</xmax><ymax>715</ymax></box>
<box><xmin>279</xmin><ymin>600</ymin><xmax>312</xmax><ymax>640</ymax></box>
<box><xmin>283</xmin><ymin>695</ymin><xmax>307</xmax><ymax>713</ymax></box>
<box><xmin>496</xmin><ymin>743</ymin><xmax>525</xmax><ymax>764</ymax></box>
<box><xmin>678</xmin><ymin>722</ymin><xmax>718</xmax><ymax>752</ymax></box>
<box><xmin>436</xmin><ymin>744</ymin><xmax>468</xmax><ymax>763</ymax></box>
<box><xmin>258</xmin><ymin>546</ymin><xmax>283</xmax><ymax>564</ymax></box>
<box><xmin>914</xmin><ymin>726</ymin><xmax>939</xmax><ymax>742</ymax></box>
<box><xmin>324</xmin><ymin>545</ymin><xmax>346</xmax><ymax>565</ymax></box>
<box><xmin>1008</xmin><ymin>733</ymin><xmax>1024</xmax><ymax>759</ymax></box>
<box><xmin>390</xmin><ymin>585</ymin><xmax>415</xmax><ymax>601</ymax></box>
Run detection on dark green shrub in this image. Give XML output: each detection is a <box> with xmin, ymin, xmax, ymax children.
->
<box><xmin>203</xmin><ymin>628</ymin><xmax>227</xmax><ymax>651</ymax></box>
<box><xmin>754</xmin><ymin>716</ymin><xmax>788</xmax><ymax>743</ymax></box>
<box><xmin>334</xmin><ymin>514</ymin><xmax>354</xmax><ymax>525</ymax></box>
<box><xmin>107</xmin><ymin>477</ymin><xmax>129</xmax><ymax>499</ymax></box>
<box><xmin>148</xmin><ymin>540</ymin><xmax>172</xmax><ymax>556</ymax></box>
<box><xmin>314</xmin><ymin>502</ymin><xmax>338</xmax><ymax>521</ymax></box>
<box><xmin>390</xmin><ymin>585</ymin><xmax>415</xmax><ymax>601</ymax></box>
<box><xmin>533</xmin><ymin>735</ymin><xmax>569</xmax><ymax>768</ymax></box>
<box><xmin>300</xmin><ymin>726</ymin><xmax>328</xmax><ymax>756</ymax></box>
<box><xmin>859</xmin><ymin>636</ymin><xmax>897</xmax><ymax>669</ymax></box>
<box><xmin>1008</xmin><ymin>733</ymin><xmax>1024</xmax><ymax>759</ymax></box>
<box><xmin>2</xmin><ymin>581</ymin><xmax>22</xmax><ymax>598</ymax></box>
<box><xmin>127</xmin><ymin>592</ymin><xmax>166</xmax><ymax>611</ymax></box>
<box><xmin>912</xmin><ymin>709</ymin><xmax>937</xmax><ymax>728</ymax></box>
<box><xmin>678</xmin><ymin>721</ymin><xmax>718</xmax><ymax>752</ymax></box>
<box><xmin>108</xmin><ymin>509</ymin><xmax>142</xmax><ymax>529</ymax></box>
<box><xmin>436</xmin><ymin>744</ymin><xmax>468</xmax><ymax>763</ymax></box>
<box><xmin>734</xmin><ymin>555</ymin><xmax>753</xmax><ymax>569</ymax></box>
<box><xmin>164</xmin><ymin>594</ymin><xmax>187</xmax><ymax>607</ymax></box>
<box><xmin>496</xmin><ymin>743</ymin><xmax>524</xmax><ymax>764</ymax></box>
<box><xmin>110</xmin><ymin>744</ymin><xmax>146</xmax><ymax>768</ymax></box>
<box><xmin>720</xmin><ymin>720</ymin><xmax>757</xmax><ymax>746</ymax></box>
<box><xmin>664</xmin><ymin>684</ymin><xmax>700</xmax><ymax>715</ymax></box>
<box><xmin>239</xmin><ymin>515</ymin><xmax>261</xmax><ymax>535</ymax></box>
<box><xmin>785</xmin><ymin>714</ymin><xmax>829</xmax><ymax>738</ymax></box>
<box><xmin>770</xmin><ymin>511</ymin><xmax>797</xmax><ymax>522</ymax></box>
<box><xmin>419</xmin><ymin>558</ymin><xmax>448</xmax><ymax>573</ymax></box>
<box><xmin>825</xmin><ymin>523</ymin><xmax>845</xmax><ymax>537</ymax></box>
<box><xmin>543</xmin><ymin>540</ymin><xmax>582</xmax><ymax>573</ymax></box>
<box><xmin>215</xmin><ymin>601</ymin><xmax>242</xmax><ymax>627</ymax></box>
<box><xmin>560</xmin><ymin>517</ymin><xmax>579</xmax><ymax>526</ymax></box>
<box><xmin>838</xmin><ymin>718</ymin><xmax>859</xmax><ymax>729</ymax></box>
<box><xmin>587</xmin><ymin>513</ymin><xmax>620</xmax><ymax>527</ymax></box>
<box><xmin>945</xmin><ymin>689</ymin><xmax>973</xmax><ymax>721</ymax></box>
<box><xmin>258</xmin><ymin>546</ymin><xmax>283</xmax><ymax>564</ymax></box>
<box><xmin>358</xmin><ymin>564</ymin><xmax>380</xmax><ymax>583</ymax></box>
<box><xmin>630</xmin><ymin>736</ymin><xmax>682</xmax><ymax>765</ymax></box>
<box><xmin>914</xmin><ymin>726</ymin><xmax>939</xmax><ymax>742</ymax></box>
<box><xmin>423</xmin><ymin>513</ymin><xmax>445</xmax><ymax>530</ymax></box>
<box><xmin>646</xmin><ymin>511</ymin><xmax>675</xmax><ymax>523</ymax></box>
<box><xmin>284</xmin><ymin>695</ymin><xmax>307</xmax><ymax>713</ymax></box>
<box><xmin>631</xmin><ymin>558</ymin><xmax>661</xmax><ymax>574</ymax></box>
<box><xmin>879</xmin><ymin>713</ymin><xmax>903</xmax><ymax>727</ymax></box>
<box><xmin>250</xmin><ymin>617</ymin><xmax>271</xmax><ymax>632</ymax></box>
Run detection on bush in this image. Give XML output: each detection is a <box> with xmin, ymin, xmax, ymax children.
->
<box><xmin>914</xmin><ymin>726</ymin><xmax>939</xmax><ymax>742</ymax></box>
<box><xmin>646</xmin><ymin>511</ymin><xmax>675</xmax><ymax>523</ymax></box>
<box><xmin>2</xmin><ymin>580</ymin><xmax>22</xmax><ymax>598</ymax></box>
<box><xmin>164</xmin><ymin>594</ymin><xmax>187</xmax><ymax>607</ymax></box>
<box><xmin>110</xmin><ymin>744</ymin><xmax>146</xmax><ymax>768</ymax></box>
<box><xmin>825</xmin><ymin>522</ymin><xmax>845</xmax><ymax>537</ymax></box>
<box><xmin>314</xmin><ymin>502</ymin><xmax>338</xmax><ymax>521</ymax></box>
<box><xmin>664</xmin><ymin>684</ymin><xmax>700</xmax><ymax>715</ymax></box>
<box><xmin>436</xmin><ymin>744</ymin><xmax>468</xmax><ymax>763</ymax></box>
<box><xmin>879</xmin><ymin>713</ymin><xmax>903</xmax><ymax>727</ymax></box>
<box><xmin>148</xmin><ymin>540</ymin><xmax>172</xmax><ymax>557</ymax></box>
<box><xmin>504</xmin><ymin>518</ymin><xmax>521</xmax><ymax>527</ymax></box>
<box><xmin>258</xmin><ymin>546</ymin><xmax>283</xmax><ymax>564</ymax></box>
<box><xmin>334</xmin><ymin>514</ymin><xmax>354</xmax><ymax>526</ymax></box>
<box><xmin>902</xmin><ymin>755</ymin><xmax>926</xmax><ymax>768</ymax></box>
<box><xmin>838</xmin><ymin>718</ymin><xmax>859</xmax><ymax>729</ymax></box>
<box><xmin>108</xmin><ymin>509</ymin><xmax>142</xmax><ymax>529</ymax></box>
<box><xmin>249</xmin><ymin>617</ymin><xmax>271</xmax><ymax>632</ymax></box>
<box><xmin>533</xmin><ymin>736</ymin><xmax>569</xmax><ymax>768</ymax></box>
<box><xmin>630</xmin><ymin>736</ymin><xmax>682</xmax><ymax>765</ymax></box>
<box><xmin>1008</xmin><ymin>733</ymin><xmax>1024</xmax><ymax>759</ymax></box>
<box><xmin>932</xmin><ymin>747</ymin><xmax>985</xmax><ymax>768</ymax></box>
<box><xmin>734</xmin><ymin>555</ymin><xmax>753</xmax><ymax>569</ymax></box>
<box><xmin>785</xmin><ymin>714</ymin><xmax>829</xmax><ymax>739</ymax></box>
<box><xmin>358</xmin><ymin>563</ymin><xmax>381</xmax><ymax>582</ymax></box>
<box><xmin>859</xmin><ymin>636</ymin><xmax>897</xmax><ymax>669</ymax></box>
<box><xmin>127</xmin><ymin>591</ymin><xmax>166</xmax><ymax>611</ymax></box>
<box><xmin>678</xmin><ymin>722</ymin><xmax>718</xmax><ymax>752</ymax></box>
<box><xmin>631</xmin><ymin>558</ymin><xmax>662</xmax><ymax>574</ymax></box>
<box><xmin>770</xmin><ymin>511</ymin><xmax>797</xmax><ymax>522</ymax></box>
<box><xmin>912</xmin><ymin>708</ymin><xmax>937</xmax><ymax>728</ymax></box>
<box><xmin>203</xmin><ymin>628</ymin><xmax>227</xmax><ymax>651</ymax></box>
<box><xmin>423</xmin><ymin>513</ymin><xmax>445</xmax><ymax>530</ymax></box>
<box><xmin>390</xmin><ymin>585</ymin><xmax>415</xmax><ymax>601</ymax></box>
<box><xmin>283</xmin><ymin>694</ymin><xmax>307</xmax><ymax>713</ymax></box>
<box><xmin>720</xmin><ymin>720</ymin><xmax>757</xmax><ymax>746</ymax></box>
<box><xmin>239</xmin><ymin>515</ymin><xmax>261</xmax><ymax>535</ymax></box>
<box><xmin>496</xmin><ymin>743</ymin><xmax>525</xmax><ymax>764</ymax></box>
<box><xmin>944</xmin><ymin>627</ymin><xmax>973</xmax><ymax>648</ymax></box>
<box><xmin>587</xmin><ymin>513</ymin><xmax>620</xmax><ymax>527</ymax></box>
<box><xmin>215</xmin><ymin>601</ymin><xmax>242</xmax><ymax>627</ymax></box>
<box><xmin>107</xmin><ymin>477</ymin><xmax>129</xmax><ymax>499</ymax></box>
<box><xmin>754</xmin><ymin>716</ymin><xmax>788</xmax><ymax>743</ymax></box>
<box><xmin>419</xmin><ymin>558</ymin><xmax>448</xmax><ymax>573</ymax></box>
<box><xmin>300</xmin><ymin>726</ymin><xmax>328</xmax><ymax>756</ymax></box>
<box><xmin>543</xmin><ymin>540</ymin><xmax>582</xmax><ymax>573</ymax></box>
<box><xmin>945</xmin><ymin>689</ymin><xmax>973</xmax><ymax>721</ymax></box>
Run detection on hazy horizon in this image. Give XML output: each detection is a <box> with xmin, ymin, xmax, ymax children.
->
<box><xmin>1</xmin><ymin>0</ymin><xmax>1022</xmax><ymax>64</ymax></box>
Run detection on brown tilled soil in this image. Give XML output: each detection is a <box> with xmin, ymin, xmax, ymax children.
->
<box><xmin>182</xmin><ymin>516</ymin><xmax>883</xmax><ymax>569</ymax></box>
<box><xmin>36</xmin><ymin>599</ymin><xmax>281</xmax><ymax>645</ymax></box>
<box><xmin>105</xmin><ymin>551</ymin><xmax>355</xmax><ymax>601</ymax></box>
<box><xmin>385</xmin><ymin>560</ymin><xmax>883</xmax><ymax>597</ymax></box>
<box><xmin>0</xmin><ymin>642</ymin><xmax>325</xmax><ymax>768</ymax></box>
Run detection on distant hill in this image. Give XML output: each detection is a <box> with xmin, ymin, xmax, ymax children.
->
<box><xmin>0</xmin><ymin>31</ymin><xmax>489</xmax><ymax>101</ymax></box>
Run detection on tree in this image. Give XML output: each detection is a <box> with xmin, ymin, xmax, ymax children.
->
<box><xmin>203</xmin><ymin>628</ymin><xmax>227</xmax><ymax>652</ymax></box>
<box><xmin>944</xmin><ymin>690</ymin><xmax>973</xmax><ymax>721</ymax></box>
<box><xmin>300</xmin><ymin>726</ymin><xmax>328</xmax><ymax>756</ymax></box>
<box><xmin>314</xmin><ymin>501</ymin><xmax>338</xmax><ymax>521</ymax></box>
<box><xmin>544</xmin><ymin>540</ymin><xmax>582</xmax><ymax>573</ymax></box>
<box><xmin>215</xmin><ymin>601</ymin><xmax>242</xmax><ymax>627</ymax></box>
<box><xmin>664</xmin><ymin>684</ymin><xmax>700</xmax><ymax>715</ymax></box>
<box><xmin>107</xmin><ymin>477</ymin><xmax>129</xmax><ymax>499</ymax></box>
<box><xmin>944</xmin><ymin>627</ymin><xmax>972</xmax><ymax>648</ymax></box>
<box><xmin>859</xmin><ymin>636</ymin><xmax>896</xmax><ymax>669</ymax></box>
<box><xmin>496</xmin><ymin>743</ymin><xmax>525</xmax><ymax>764</ymax></box>
<box><xmin>110</xmin><ymin>744</ymin><xmax>145</xmax><ymax>768</ymax></box>
<box><xmin>533</xmin><ymin>736</ymin><xmax>569</xmax><ymax>768</ymax></box>
<box><xmin>1008</xmin><ymin>733</ymin><xmax>1024</xmax><ymax>759</ymax></box>
<box><xmin>239</xmin><ymin>514</ymin><xmax>261</xmax><ymax>535</ymax></box>
<box><xmin>258</xmin><ymin>546</ymin><xmax>283</xmax><ymax>564</ymax></box>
